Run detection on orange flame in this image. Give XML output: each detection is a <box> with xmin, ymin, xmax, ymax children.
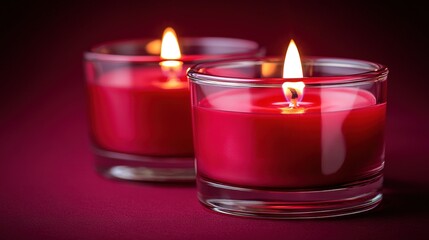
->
<box><xmin>158</xmin><ymin>27</ymin><xmax>185</xmax><ymax>89</ymax></box>
<box><xmin>282</xmin><ymin>40</ymin><xmax>305</xmax><ymax>108</ymax></box>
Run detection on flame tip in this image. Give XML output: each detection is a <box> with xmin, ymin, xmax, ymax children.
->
<box><xmin>164</xmin><ymin>27</ymin><xmax>175</xmax><ymax>32</ymax></box>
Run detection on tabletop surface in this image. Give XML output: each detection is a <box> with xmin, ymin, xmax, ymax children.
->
<box><xmin>1</xmin><ymin>1</ymin><xmax>429</xmax><ymax>239</ymax></box>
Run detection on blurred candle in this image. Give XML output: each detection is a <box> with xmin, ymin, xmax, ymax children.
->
<box><xmin>84</xmin><ymin>28</ymin><xmax>262</xmax><ymax>182</ymax></box>
<box><xmin>87</xmin><ymin>28</ymin><xmax>191</xmax><ymax>157</ymax></box>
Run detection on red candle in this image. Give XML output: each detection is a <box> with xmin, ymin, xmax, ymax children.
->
<box><xmin>87</xmin><ymin>66</ymin><xmax>193</xmax><ymax>156</ymax></box>
<box><xmin>193</xmin><ymin>87</ymin><xmax>386</xmax><ymax>188</ymax></box>
<box><xmin>84</xmin><ymin>28</ymin><xmax>262</xmax><ymax>181</ymax></box>
<box><xmin>188</xmin><ymin>40</ymin><xmax>388</xmax><ymax>218</ymax></box>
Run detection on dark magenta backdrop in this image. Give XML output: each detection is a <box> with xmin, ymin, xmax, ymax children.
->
<box><xmin>1</xmin><ymin>1</ymin><xmax>429</xmax><ymax>239</ymax></box>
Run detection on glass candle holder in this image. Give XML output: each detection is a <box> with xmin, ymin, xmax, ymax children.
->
<box><xmin>84</xmin><ymin>38</ymin><xmax>263</xmax><ymax>182</ymax></box>
<box><xmin>188</xmin><ymin>57</ymin><xmax>388</xmax><ymax>218</ymax></box>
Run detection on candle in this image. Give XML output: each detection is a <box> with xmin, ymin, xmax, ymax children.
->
<box><xmin>188</xmin><ymin>40</ymin><xmax>388</xmax><ymax>218</ymax></box>
<box><xmin>87</xmin><ymin>66</ymin><xmax>193</xmax><ymax>156</ymax></box>
<box><xmin>84</xmin><ymin>28</ymin><xmax>262</xmax><ymax>181</ymax></box>
<box><xmin>194</xmin><ymin>87</ymin><xmax>385</xmax><ymax>188</ymax></box>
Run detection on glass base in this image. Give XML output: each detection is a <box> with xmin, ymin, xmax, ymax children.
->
<box><xmin>197</xmin><ymin>174</ymin><xmax>383</xmax><ymax>219</ymax></box>
<box><xmin>94</xmin><ymin>147</ymin><xmax>195</xmax><ymax>182</ymax></box>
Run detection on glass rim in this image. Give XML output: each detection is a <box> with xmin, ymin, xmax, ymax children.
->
<box><xmin>84</xmin><ymin>37</ymin><xmax>262</xmax><ymax>62</ymax></box>
<box><xmin>187</xmin><ymin>57</ymin><xmax>388</xmax><ymax>87</ymax></box>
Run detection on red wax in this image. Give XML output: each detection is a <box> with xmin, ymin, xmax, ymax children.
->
<box><xmin>87</xmin><ymin>66</ymin><xmax>193</xmax><ymax>156</ymax></box>
<box><xmin>193</xmin><ymin>88</ymin><xmax>386</xmax><ymax>188</ymax></box>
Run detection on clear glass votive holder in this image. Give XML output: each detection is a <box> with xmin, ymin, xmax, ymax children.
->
<box><xmin>188</xmin><ymin>57</ymin><xmax>388</xmax><ymax>218</ymax></box>
<box><xmin>84</xmin><ymin>37</ymin><xmax>263</xmax><ymax>182</ymax></box>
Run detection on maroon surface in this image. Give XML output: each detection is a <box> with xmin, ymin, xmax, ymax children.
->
<box><xmin>1</xmin><ymin>1</ymin><xmax>428</xmax><ymax>239</ymax></box>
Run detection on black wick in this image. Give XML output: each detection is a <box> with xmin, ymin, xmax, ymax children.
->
<box><xmin>288</xmin><ymin>87</ymin><xmax>298</xmax><ymax>99</ymax></box>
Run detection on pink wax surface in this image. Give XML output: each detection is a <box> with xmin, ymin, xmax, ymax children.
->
<box><xmin>193</xmin><ymin>88</ymin><xmax>386</xmax><ymax>188</ymax></box>
<box><xmin>87</xmin><ymin>66</ymin><xmax>193</xmax><ymax>156</ymax></box>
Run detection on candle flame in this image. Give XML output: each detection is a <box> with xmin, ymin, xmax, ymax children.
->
<box><xmin>282</xmin><ymin>40</ymin><xmax>305</xmax><ymax>108</ymax></box>
<box><xmin>158</xmin><ymin>27</ymin><xmax>185</xmax><ymax>89</ymax></box>
<box><xmin>161</xmin><ymin>27</ymin><xmax>181</xmax><ymax>60</ymax></box>
<box><xmin>283</xmin><ymin>39</ymin><xmax>303</xmax><ymax>78</ymax></box>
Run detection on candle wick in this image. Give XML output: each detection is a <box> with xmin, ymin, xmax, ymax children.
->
<box><xmin>288</xmin><ymin>87</ymin><xmax>298</xmax><ymax>98</ymax></box>
<box><xmin>288</xmin><ymin>87</ymin><xmax>299</xmax><ymax>108</ymax></box>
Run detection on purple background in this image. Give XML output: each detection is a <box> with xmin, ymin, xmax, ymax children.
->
<box><xmin>1</xmin><ymin>1</ymin><xmax>428</xmax><ymax>239</ymax></box>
